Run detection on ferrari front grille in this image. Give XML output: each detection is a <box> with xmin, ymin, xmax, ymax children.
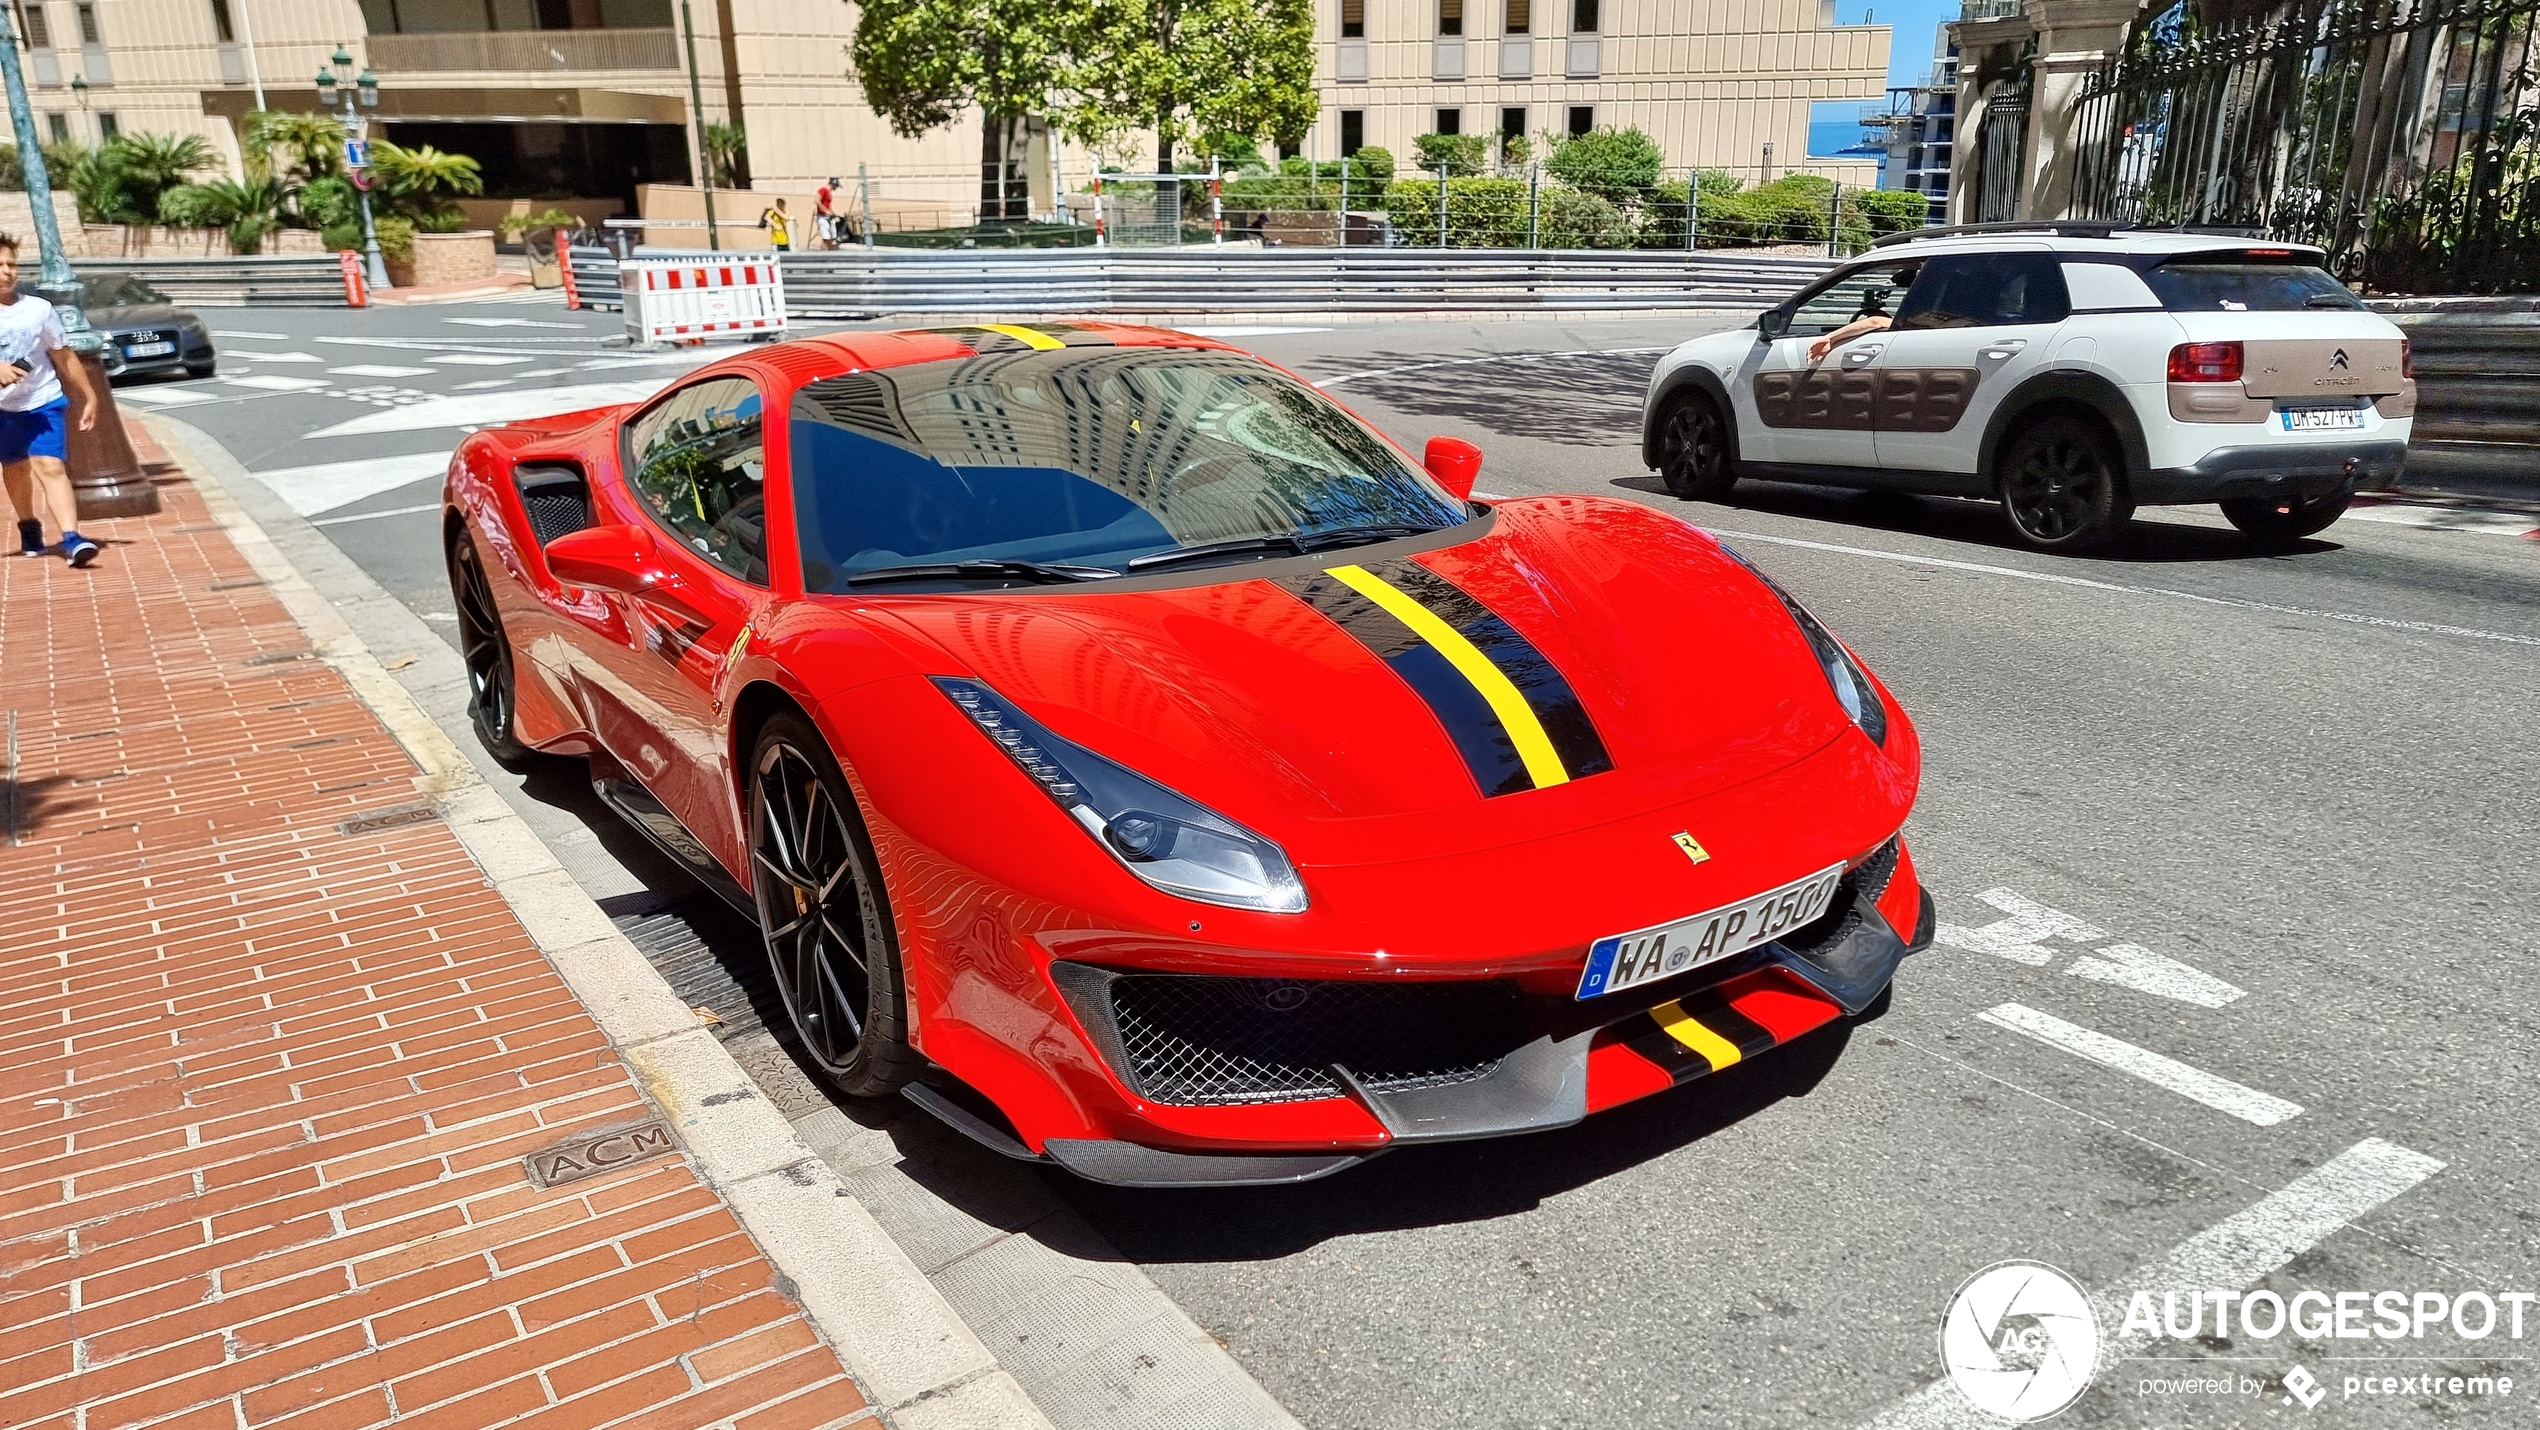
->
<box><xmin>1777</xmin><ymin>836</ymin><xmax>1902</xmax><ymax>961</ymax></box>
<box><xmin>1104</xmin><ymin>973</ymin><xmax>1530</xmax><ymax>1107</ymax></box>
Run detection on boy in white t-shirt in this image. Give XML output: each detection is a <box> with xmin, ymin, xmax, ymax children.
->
<box><xmin>0</xmin><ymin>232</ymin><xmax>105</xmax><ymax>566</ymax></box>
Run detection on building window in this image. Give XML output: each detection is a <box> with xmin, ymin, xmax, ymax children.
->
<box><xmin>1439</xmin><ymin>0</ymin><xmax>1462</xmax><ymax>36</ymax></box>
<box><xmin>1501</xmin><ymin>106</ymin><xmax>1526</xmax><ymax>144</ymax></box>
<box><xmin>1341</xmin><ymin>109</ymin><xmax>1365</xmax><ymax>156</ymax></box>
<box><xmin>1436</xmin><ymin>108</ymin><xmax>1462</xmax><ymax>135</ymax></box>
<box><xmin>1571</xmin><ymin>0</ymin><xmax>1598</xmax><ymax>31</ymax></box>
<box><xmin>97</xmin><ymin>112</ymin><xmax>119</xmax><ymax>140</ymax></box>
<box><xmin>1567</xmin><ymin>105</ymin><xmax>1594</xmax><ymax>137</ymax></box>
<box><xmin>22</xmin><ymin>4</ymin><xmax>52</xmax><ymax>47</ymax></box>
<box><xmin>45</xmin><ymin>113</ymin><xmax>69</xmax><ymax>143</ymax></box>
<box><xmin>210</xmin><ymin>0</ymin><xmax>236</xmax><ymax>43</ymax></box>
<box><xmin>75</xmin><ymin>1</ymin><xmax>101</xmax><ymax>44</ymax></box>
<box><xmin>1341</xmin><ymin>0</ymin><xmax>1364</xmax><ymax>37</ymax></box>
<box><xmin>1505</xmin><ymin>0</ymin><xmax>1529</xmax><ymax>31</ymax></box>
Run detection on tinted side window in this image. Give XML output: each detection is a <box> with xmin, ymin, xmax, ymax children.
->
<box><xmin>1894</xmin><ymin>253</ymin><xmax>2072</xmax><ymax>330</ymax></box>
<box><xmin>1787</xmin><ymin>260</ymin><xmax>1920</xmax><ymax>335</ymax></box>
<box><xmin>622</xmin><ymin>376</ymin><xmax>770</xmax><ymax>585</ymax></box>
<box><xmin>2140</xmin><ymin>262</ymin><xmax>2361</xmax><ymax>312</ymax></box>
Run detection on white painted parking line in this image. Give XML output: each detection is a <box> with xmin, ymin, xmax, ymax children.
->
<box><xmin>2065</xmin><ymin>944</ymin><xmax>2245</xmax><ymax>1009</ymax></box>
<box><xmin>1939</xmin><ymin>889</ymin><xmax>2245</xmax><ymax>1008</ymax></box>
<box><xmin>427</xmin><ymin>352</ymin><xmax>536</xmax><ymax>366</ymax></box>
<box><xmin>304</xmin><ymin>380</ymin><xmax>662</xmax><ymax>439</ymax></box>
<box><xmin>212</xmin><ymin>329</ymin><xmax>290</xmax><ymax>339</ymax></box>
<box><xmin>311</xmin><ymin>502</ymin><xmax>442</xmax><ymax>527</ymax></box>
<box><xmin>1864</xmin><ymin>1138</ymin><xmax>2444</xmax><ymax>1429</ymax></box>
<box><xmin>328</xmin><ymin>364</ymin><xmax>437</xmax><ymax>378</ymax></box>
<box><xmin>445</xmin><ymin>317</ymin><xmax>583</xmax><ymax>329</ymax></box>
<box><xmin>219</xmin><ymin>374</ymin><xmax>332</xmax><ymax>392</ymax></box>
<box><xmin>249</xmin><ymin>452</ymin><xmax>453</xmax><ymax>516</ymax></box>
<box><xmin>1977</xmin><ymin>1004</ymin><xmax>2301</xmax><ymax>1126</ymax></box>
<box><xmin>223</xmin><ymin>349</ymin><xmax>326</xmax><ymax>363</ymax></box>
<box><xmin>1711</xmin><ymin>527</ymin><xmax>2540</xmax><ymax>648</ymax></box>
<box><xmin>113</xmin><ymin>387</ymin><xmax>222</xmax><ymax>408</ymax></box>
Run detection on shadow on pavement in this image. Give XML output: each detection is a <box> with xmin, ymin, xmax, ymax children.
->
<box><xmin>1326</xmin><ymin>350</ymin><xmax>1658</xmax><ymax>448</ymax></box>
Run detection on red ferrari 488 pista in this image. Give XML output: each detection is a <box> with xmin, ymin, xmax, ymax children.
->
<box><xmin>442</xmin><ymin>321</ymin><xmax>1932</xmax><ymax>1186</ymax></box>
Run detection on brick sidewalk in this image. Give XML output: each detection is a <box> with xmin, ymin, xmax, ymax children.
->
<box><xmin>0</xmin><ymin>429</ymin><xmax>870</xmax><ymax>1430</ymax></box>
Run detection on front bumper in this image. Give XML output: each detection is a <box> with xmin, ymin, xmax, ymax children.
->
<box><xmin>965</xmin><ymin>851</ymin><xmax>1934</xmax><ymax>1187</ymax></box>
<box><xmin>101</xmin><ymin>332</ymin><xmax>212</xmax><ymax>381</ymax></box>
<box><xmin>2134</xmin><ymin>439</ymin><xmax>2409</xmax><ymax>505</ymax></box>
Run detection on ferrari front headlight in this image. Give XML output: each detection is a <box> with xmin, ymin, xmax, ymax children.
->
<box><xmin>1719</xmin><ymin>545</ymin><xmax>1889</xmax><ymax>746</ymax></box>
<box><xmin>933</xmin><ymin>678</ymin><xmax>1309</xmax><ymax>914</ymax></box>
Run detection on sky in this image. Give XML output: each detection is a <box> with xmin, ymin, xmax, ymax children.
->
<box><xmin>1807</xmin><ymin>0</ymin><xmax>1959</xmax><ymax>156</ymax></box>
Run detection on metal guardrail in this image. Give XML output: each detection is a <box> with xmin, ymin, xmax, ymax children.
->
<box><xmin>74</xmin><ymin>254</ymin><xmax>345</xmax><ymax>307</ymax></box>
<box><xmin>763</xmin><ymin>247</ymin><xmax>1834</xmax><ymax>317</ymax></box>
<box><xmin>563</xmin><ymin>242</ymin><xmax>628</xmax><ymax>311</ymax></box>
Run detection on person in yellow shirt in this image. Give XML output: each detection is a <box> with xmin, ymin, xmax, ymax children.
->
<box><xmin>758</xmin><ymin>198</ymin><xmax>793</xmax><ymax>252</ymax></box>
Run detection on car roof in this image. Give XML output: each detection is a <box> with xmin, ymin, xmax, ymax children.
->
<box><xmin>782</xmin><ymin>320</ymin><xmax>1240</xmax><ymax>376</ymax></box>
<box><xmin>1867</xmin><ymin>222</ymin><xmax>2327</xmax><ymax>262</ymax></box>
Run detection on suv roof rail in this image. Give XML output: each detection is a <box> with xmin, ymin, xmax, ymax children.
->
<box><xmin>1871</xmin><ymin>220</ymin><xmax>2118</xmax><ymax>247</ymax></box>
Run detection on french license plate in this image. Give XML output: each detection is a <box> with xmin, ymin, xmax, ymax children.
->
<box><xmin>2279</xmin><ymin>406</ymin><xmax>2363</xmax><ymax>431</ymax></box>
<box><xmin>1576</xmin><ymin>864</ymin><xmax>1845</xmax><ymax>1000</ymax></box>
<box><xmin>124</xmin><ymin>341</ymin><xmax>176</xmax><ymax>358</ymax></box>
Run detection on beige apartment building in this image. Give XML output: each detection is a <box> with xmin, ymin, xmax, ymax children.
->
<box><xmin>21</xmin><ymin>0</ymin><xmax>1882</xmax><ymax>235</ymax></box>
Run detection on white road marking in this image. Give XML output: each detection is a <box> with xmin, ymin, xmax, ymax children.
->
<box><xmin>113</xmin><ymin>387</ymin><xmax>221</xmax><ymax>408</ymax></box>
<box><xmin>1977</xmin><ymin>1004</ymin><xmax>2301</xmax><ymax>1126</ymax></box>
<box><xmin>2066</xmin><ymin>944</ymin><xmax>2244</xmax><ymax>1009</ymax></box>
<box><xmin>311</xmin><ymin>502</ymin><xmax>442</xmax><ymax>527</ymax></box>
<box><xmin>1863</xmin><ymin>1138</ymin><xmax>2444</xmax><ymax>1429</ymax></box>
<box><xmin>303</xmin><ymin>380</ymin><xmax>663</xmax><ymax>438</ymax></box>
<box><xmin>444</xmin><ymin>317</ymin><xmax>583</xmax><ymax>329</ymax></box>
<box><xmin>219</xmin><ymin>374</ymin><xmax>331</xmax><ymax>392</ymax></box>
<box><xmin>574</xmin><ymin>352</ymin><xmax>725</xmax><ymax>370</ymax></box>
<box><xmin>248</xmin><ymin>452</ymin><xmax>453</xmax><ymax>516</ymax></box>
<box><xmin>1172</xmin><ymin>325</ymin><xmax>1332</xmax><ymax>337</ymax></box>
<box><xmin>212</xmin><ymin>329</ymin><xmax>289</xmax><ymax>339</ymax></box>
<box><xmin>427</xmin><ymin>352</ymin><xmax>535</xmax><ymax>366</ymax></box>
<box><xmin>420</xmin><ymin>611</ymin><xmax>459</xmax><ymax>622</ymax></box>
<box><xmin>328</xmin><ymin>364</ymin><xmax>437</xmax><ymax>378</ymax></box>
<box><xmin>222</xmin><ymin>349</ymin><xmax>325</xmax><ymax>363</ymax></box>
<box><xmin>454</xmin><ymin>377</ymin><xmax>525</xmax><ymax>390</ymax></box>
<box><xmin>1313</xmin><ymin>345</ymin><xmax>1670</xmax><ymax>389</ymax></box>
<box><xmin>1711</xmin><ymin>527</ymin><xmax>2540</xmax><ymax>648</ymax></box>
<box><xmin>1937</xmin><ymin>887</ymin><xmax>2104</xmax><ymax>967</ymax></box>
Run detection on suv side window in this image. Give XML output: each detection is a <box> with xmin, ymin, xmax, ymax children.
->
<box><xmin>622</xmin><ymin>376</ymin><xmax>770</xmax><ymax>585</ymax></box>
<box><xmin>1786</xmin><ymin>260</ymin><xmax>1922</xmax><ymax>336</ymax></box>
<box><xmin>1894</xmin><ymin>252</ymin><xmax>2072</xmax><ymax>330</ymax></box>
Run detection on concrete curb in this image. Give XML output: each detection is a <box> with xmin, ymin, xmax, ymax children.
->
<box><xmin>140</xmin><ymin>412</ymin><xmax>1057</xmax><ymax>1430</ymax></box>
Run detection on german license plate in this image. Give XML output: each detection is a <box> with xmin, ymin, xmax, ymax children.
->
<box><xmin>2279</xmin><ymin>406</ymin><xmax>2362</xmax><ymax>431</ymax></box>
<box><xmin>1576</xmin><ymin>864</ymin><xmax>1844</xmax><ymax>999</ymax></box>
<box><xmin>124</xmin><ymin>341</ymin><xmax>176</xmax><ymax>358</ymax></box>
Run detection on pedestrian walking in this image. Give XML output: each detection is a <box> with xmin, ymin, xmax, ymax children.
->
<box><xmin>757</xmin><ymin>198</ymin><xmax>794</xmax><ymax>253</ymax></box>
<box><xmin>0</xmin><ymin>234</ymin><xmax>104</xmax><ymax>567</ymax></box>
<box><xmin>814</xmin><ymin>177</ymin><xmax>842</xmax><ymax>249</ymax></box>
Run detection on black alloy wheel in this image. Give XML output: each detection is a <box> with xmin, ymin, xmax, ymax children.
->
<box><xmin>2220</xmin><ymin>492</ymin><xmax>2351</xmax><ymax>547</ymax></box>
<box><xmin>446</xmin><ymin>531</ymin><xmax>531</xmax><ymax>764</ymax></box>
<box><xmin>1999</xmin><ymin>416</ymin><xmax>2132</xmax><ymax>552</ymax></box>
<box><xmin>185</xmin><ymin>361</ymin><xmax>216</xmax><ymax>380</ymax></box>
<box><xmin>747</xmin><ymin>712</ymin><xmax>918</xmax><ymax>1098</ymax></box>
<box><xmin>1657</xmin><ymin>392</ymin><xmax>1738</xmax><ymax>501</ymax></box>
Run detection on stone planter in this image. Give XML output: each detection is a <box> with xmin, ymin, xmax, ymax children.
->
<box><xmin>385</xmin><ymin>257</ymin><xmax>417</xmax><ymax>289</ymax></box>
<box><xmin>409</xmin><ymin>229</ymin><xmax>498</xmax><ymax>288</ymax></box>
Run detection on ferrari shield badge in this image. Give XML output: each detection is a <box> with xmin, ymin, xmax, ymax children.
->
<box><xmin>1672</xmin><ymin>832</ymin><xmax>1711</xmax><ymax>865</ymax></box>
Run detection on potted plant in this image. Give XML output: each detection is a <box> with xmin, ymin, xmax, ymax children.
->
<box><xmin>500</xmin><ymin>208</ymin><xmax>582</xmax><ymax>287</ymax></box>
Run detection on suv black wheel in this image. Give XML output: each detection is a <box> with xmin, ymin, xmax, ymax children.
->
<box><xmin>748</xmin><ymin>712</ymin><xmax>920</xmax><ymax>1099</ymax></box>
<box><xmin>446</xmin><ymin>531</ymin><xmax>533</xmax><ymax>764</ymax></box>
<box><xmin>1656</xmin><ymin>391</ymin><xmax>1737</xmax><ymax>501</ymax></box>
<box><xmin>2220</xmin><ymin>493</ymin><xmax>2350</xmax><ymax>546</ymax></box>
<box><xmin>2000</xmin><ymin>416</ymin><xmax>2133</xmax><ymax>552</ymax></box>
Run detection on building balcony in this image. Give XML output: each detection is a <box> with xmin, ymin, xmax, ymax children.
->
<box><xmin>365</xmin><ymin>28</ymin><xmax>678</xmax><ymax>75</ymax></box>
<box><xmin>1958</xmin><ymin>0</ymin><xmax>2024</xmax><ymax>18</ymax></box>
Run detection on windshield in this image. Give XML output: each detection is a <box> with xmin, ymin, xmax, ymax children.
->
<box><xmin>788</xmin><ymin>347</ymin><xmax>1466</xmax><ymax>591</ymax></box>
<box><xmin>2142</xmin><ymin>261</ymin><xmax>2360</xmax><ymax>312</ymax></box>
<box><xmin>19</xmin><ymin>275</ymin><xmax>167</xmax><ymax>308</ymax></box>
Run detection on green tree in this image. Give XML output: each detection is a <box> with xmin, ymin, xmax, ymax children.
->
<box><xmin>1411</xmin><ymin>132</ymin><xmax>1489</xmax><ymax>177</ymax></box>
<box><xmin>367</xmin><ymin>141</ymin><xmax>484</xmax><ymax>225</ymax></box>
<box><xmin>244</xmin><ymin>110</ymin><xmax>348</xmax><ymax>185</ymax></box>
<box><xmin>1547</xmin><ymin>126</ymin><xmax>1663</xmax><ymax>203</ymax></box>
<box><xmin>1075</xmin><ymin>0</ymin><xmax>1318</xmax><ymax>173</ymax></box>
<box><xmin>702</xmin><ymin>122</ymin><xmax>749</xmax><ymax>188</ymax></box>
<box><xmin>158</xmin><ymin>177</ymin><xmax>290</xmax><ymax>253</ymax></box>
<box><xmin>852</xmin><ymin>0</ymin><xmax>1081</xmax><ymax>215</ymax></box>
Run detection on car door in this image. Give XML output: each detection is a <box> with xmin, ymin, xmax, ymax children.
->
<box><xmin>1869</xmin><ymin>249</ymin><xmax>2072</xmax><ymax>485</ymax></box>
<box><xmin>586</xmin><ymin>375</ymin><xmax>774</xmax><ymax>877</ymax></box>
<box><xmin>1739</xmin><ymin>258</ymin><xmax>1921</xmax><ymax>472</ymax></box>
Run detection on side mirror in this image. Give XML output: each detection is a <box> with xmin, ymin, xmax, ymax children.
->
<box><xmin>544</xmin><ymin>523</ymin><xmax>709</xmax><ymax>623</ymax></box>
<box><xmin>1423</xmin><ymin>435</ymin><xmax>1483</xmax><ymax>501</ymax></box>
<box><xmin>1758</xmin><ymin>307</ymin><xmax>1791</xmax><ymax>339</ymax></box>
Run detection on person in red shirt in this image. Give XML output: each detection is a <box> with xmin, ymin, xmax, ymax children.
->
<box><xmin>814</xmin><ymin>178</ymin><xmax>841</xmax><ymax>250</ymax></box>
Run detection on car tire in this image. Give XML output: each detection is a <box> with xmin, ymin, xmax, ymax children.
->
<box><xmin>1656</xmin><ymin>391</ymin><xmax>1738</xmax><ymax>501</ymax></box>
<box><xmin>748</xmin><ymin>711</ymin><xmax>921</xmax><ymax>1099</ymax></box>
<box><xmin>445</xmin><ymin>530</ymin><xmax>535</xmax><ymax>766</ymax></box>
<box><xmin>184</xmin><ymin>361</ymin><xmax>215</xmax><ymax>380</ymax></box>
<box><xmin>1998</xmin><ymin>415</ymin><xmax>2133</xmax><ymax>553</ymax></box>
<box><xmin>2219</xmin><ymin>492</ymin><xmax>2349</xmax><ymax>546</ymax></box>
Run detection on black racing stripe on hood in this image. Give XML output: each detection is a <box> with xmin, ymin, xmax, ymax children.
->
<box><xmin>1353</xmin><ymin>557</ymin><xmax>1615</xmax><ymax>782</ymax></box>
<box><xmin>1279</xmin><ymin>570</ymin><xmax>1532</xmax><ymax>797</ymax></box>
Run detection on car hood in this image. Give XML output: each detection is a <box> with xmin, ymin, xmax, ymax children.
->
<box><xmin>91</xmin><ymin>303</ymin><xmax>197</xmax><ymax>331</ymax></box>
<box><xmin>862</xmin><ymin>497</ymin><xmax>1858</xmax><ymax>866</ymax></box>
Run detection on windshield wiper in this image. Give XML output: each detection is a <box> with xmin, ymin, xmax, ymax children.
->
<box><xmin>846</xmin><ymin>558</ymin><xmax>1117</xmax><ymax>588</ymax></box>
<box><xmin>1126</xmin><ymin>524</ymin><xmax>1443</xmax><ymax>573</ymax></box>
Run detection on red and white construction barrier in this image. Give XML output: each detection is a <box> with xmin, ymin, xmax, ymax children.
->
<box><xmin>621</xmin><ymin>258</ymin><xmax>786</xmax><ymax>345</ymax></box>
<box><xmin>338</xmin><ymin>250</ymin><xmax>367</xmax><ymax>308</ymax></box>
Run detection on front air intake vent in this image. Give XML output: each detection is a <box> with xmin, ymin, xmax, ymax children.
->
<box><xmin>1096</xmin><ymin>972</ymin><xmax>1530</xmax><ymax>1107</ymax></box>
<box><xmin>514</xmin><ymin>464</ymin><xmax>591</xmax><ymax>547</ymax></box>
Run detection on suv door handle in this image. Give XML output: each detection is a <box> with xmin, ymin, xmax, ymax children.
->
<box><xmin>1842</xmin><ymin>345</ymin><xmax>1883</xmax><ymax>363</ymax></box>
<box><xmin>1979</xmin><ymin>338</ymin><xmax>2028</xmax><ymax>358</ymax></box>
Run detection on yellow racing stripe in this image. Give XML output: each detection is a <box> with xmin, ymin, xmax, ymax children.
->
<box><xmin>1324</xmin><ymin>563</ymin><xmax>1570</xmax><ymax>790</ymax></box>
<box><xmin>976</xmin><ymin>323</ymin><xmax>1065</xmax><ymax>351</ymax></box>
<box><xmin>1650</xmin><ymin>1001</ymin><xmax>1743</xmax><ymax>1072</ymax></box>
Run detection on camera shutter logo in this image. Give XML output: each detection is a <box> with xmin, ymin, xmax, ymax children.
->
<box><xmin>1939</xmin><ymin>1260</ymin><xmax>2100</xmax><ymax>1421</ymax></box>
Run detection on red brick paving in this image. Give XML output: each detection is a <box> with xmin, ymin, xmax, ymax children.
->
<box><xmin>0</xmin><ymin>426</ymin><xmax>870</xmax><ymax>1429</ymax></box>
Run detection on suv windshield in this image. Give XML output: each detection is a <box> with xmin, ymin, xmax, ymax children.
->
<box><xmin>789</xmin><ymin>347</ymin><xmax>1466</xmax><ymax>591</ymax></box>
<box><xmin>2142</xmin><ymin>261</ymin><xmax>2360</xmax><ymax>312</ymax></box>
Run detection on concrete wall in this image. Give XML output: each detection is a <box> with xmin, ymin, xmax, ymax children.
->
<box><xmin>0</xmin><ymin>193</ymin><xmax>91</xmax><ymax>261</ymax></box>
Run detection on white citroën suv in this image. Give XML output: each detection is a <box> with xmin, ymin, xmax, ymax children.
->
<box><xmin>1640</xmin><ymin>223</ymin><xmax>2416</xmax><ymax>551</ymax></box>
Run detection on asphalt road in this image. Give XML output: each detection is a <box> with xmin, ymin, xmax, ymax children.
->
<box><xmin>142</xmin><ymin>293</ymin><xmax>2540</xmax><ymax>1429</ymax></box>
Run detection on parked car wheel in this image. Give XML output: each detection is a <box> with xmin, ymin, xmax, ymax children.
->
<box><xmin>748</xmin><ymin>712</ymin><xmax>920</xmax><ymax>1099</ymax></box>
<box><xmin>445</xmin><ymin>530</ymin><xmax>533</xmax><ymax>765</ymax></box>
<box><xmin>1999</xmin><ymin>416</ymin><xmax>2133</xmax><ymax>552</ymax></box>
<box><xmin>2220</xmin><ymin>493</ymin><xmax>2350</xmax><ymax>546</ymax></box>
<box><xmin>185</xmin><ymin>360</ymin><xmax>215</xmax><ymax>380</ymax></box>
<box><xmin>1657</xmin><ymin>391</ymin><xmax>1738</xmax><ymax>501</ymax></box>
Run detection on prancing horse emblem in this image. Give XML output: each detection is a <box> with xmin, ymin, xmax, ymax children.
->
<box><xmin>2329</xmin><ymin>348</ymin><xmax>2350</xmax><ymax>369</ymax></box>
<box><xmin>1672</xmin><ymin>832</ymin><xmax>1711</xmax><ymax>865</ymax></box>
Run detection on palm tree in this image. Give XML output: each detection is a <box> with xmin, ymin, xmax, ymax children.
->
<box><xmin>244</xmin><ymin>110</ymin><xmax>349</xmax><ymax>184</ymax></box>
<box><xmin>703</xmin><ymin>122</ymin><xmax>749</xmax><ymax>188</ymax></box>
<box><xmin>368</xmin><ymin>140</ymin><xmax>485</xmax><ymax>225</ymax></box>
<box><xmin>108</xmin><ymin>132</ymin><xmax>218</xmax><ymax>212</ymax></box>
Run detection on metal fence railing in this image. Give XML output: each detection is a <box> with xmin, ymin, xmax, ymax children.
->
<box><xmin>74</xmin><ymin>254</ymin><xmax>345</xmax><ymax>307</ymax></box>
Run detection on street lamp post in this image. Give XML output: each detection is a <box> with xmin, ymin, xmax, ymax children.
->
<box><xmin>0</xmin><ymin>4</ymin><xmax>154</xmax><ymax>517</ymax></box>
<box><xmin>319</xmin><ymin>47</ymin><xmax>392</xmax><ymax>291</ymax></box>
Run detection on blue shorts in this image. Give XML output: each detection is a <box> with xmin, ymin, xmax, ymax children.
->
<box><xmin>0</xmin><ymin>399</ymin><xmax>69</xmax><ymax>464</ymax></box>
